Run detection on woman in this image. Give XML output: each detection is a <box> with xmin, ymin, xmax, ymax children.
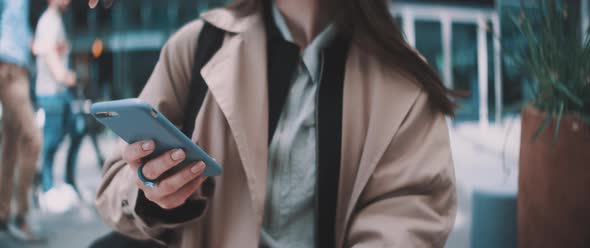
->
<box><xmin>96</xmin><ymin>0</ymin><xmax>457</xmax><ymax>247</ymax></box>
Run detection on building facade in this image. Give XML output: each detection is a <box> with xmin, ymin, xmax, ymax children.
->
<box><xmin>26</xmin><ymin>0</ymin><xmax>590</xmax><ymax>127</ymax></box>
<box><xmin>394</xmin><ymin>0</ymin><xmax>590</xmax><ymax>128</ymax></box>
<box><xmin>393</xmin><ymin>0</ymin><xmax>499</xmax><ymax>128</ymax></box>
<box><xmin>30</xmin><ymin>0</ymin><xmax>227</xmax><ymax>102</ymax></box>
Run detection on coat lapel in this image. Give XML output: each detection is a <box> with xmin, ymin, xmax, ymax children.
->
<box><xmin>200</xmin><ymin>10</ymin><xmax>269</xmax><ymax>226</ymax></box>
<box><xmin>336</xmin><ymin>44</ymin><xmax>423</xmax><ymax>246</ymax></box>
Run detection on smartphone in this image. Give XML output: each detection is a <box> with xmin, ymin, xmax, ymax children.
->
<box><xmin>90</xmin><ymin>98</ymin><xmax>222</xmax><ymax>177</ymax></box>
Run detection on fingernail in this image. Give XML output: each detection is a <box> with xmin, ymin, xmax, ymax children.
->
<box><xmin>191</xmin><ymin>162</ymin><xmax>206</xmax><ymax>173</ymax></box>
<box><xmin>171</xmin><ymin>149</ymin><xmax>185</xmax><ymax>160</ymax></box>
<box><xmin>142</xmin><ymin>141</ymin><xmax>154</xmax><ymax>151</ymax></box>
<box><xmin>190</xmin><ymin>162</ymin><xmax>205</xmax><ymax>174</ymax></box>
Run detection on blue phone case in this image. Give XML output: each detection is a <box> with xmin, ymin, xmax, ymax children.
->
<box><xmin>90</xmin><ymin>98</ymin><xmax>222</xmax><ymax>177</ymax></box>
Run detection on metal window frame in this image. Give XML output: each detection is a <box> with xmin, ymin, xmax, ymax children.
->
<box><xmin>391</xmin><ymin>2</ymin><xmax>502</xmax><ymax>130</ymax></box>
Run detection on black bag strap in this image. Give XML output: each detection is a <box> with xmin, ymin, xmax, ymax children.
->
<box><xmin>181</xmin><ymin>22</ymin><xmax>225</xmax><ymax>137</ymax></box>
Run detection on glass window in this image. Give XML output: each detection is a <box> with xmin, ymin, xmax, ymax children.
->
<box><xmin>394</xmin><ymin>16</ymin><xmax>403</xmax><ymax>30</ymax></box>
<box><xmin>127</xmin><ymin>51</ymin><xmax>159</xmax><ymax>97</ymax></box>
<box><xmin>415</xmin><ymin>20</ymin><xmax>443</xmax><ymax>75</ymax></box>
<box><xmin>111</xmin><ymin>50</ymin><xmax>159</xmax><ymax>99</ymax></box>
<box><xmin>117</xmin><ymin>0</ymin><xmax>143</xmax><ymax>30</ymax></box>
<box><xmin>179</xmin><ymin>0</ymin><xmax>200</xmax><ymax>25</ymax></box>
<box><xmin>147</xmin><ymin>1</ymin><xmax>170</xmax><ymax>30</ymax></box>
<box><xmin>452</xmin><ymin>23</ymin><xmax>478</xmax><ymax>120</ymax></box>
<box><xmin>96</xmin><ymin>6</ymin><xmax>113</xmax><ymax>33</ymax></box>
<box><xmin>29</xmin><ymin>0</ymin><xmax>46</xmax><ymax>29</ymax></box>
<box><xmin>66</xmin><ymin>1</ymin><xmax>89</xmax><ymax>33</ymax></box>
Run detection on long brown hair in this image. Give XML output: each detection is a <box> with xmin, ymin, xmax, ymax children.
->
<box><xmin>229</xmin><ymin>0</ymin><xmax>456</xmax><ymax>116</ymax></box>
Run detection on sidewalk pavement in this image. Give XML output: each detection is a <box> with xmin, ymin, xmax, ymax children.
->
<box><xmin>445</xmin><ymin>116</ymin><xmax>521</xmax><ymax>248</ymax></box>
<box><xmin>0</xmin><ymin>134</ymin><xmax>117</xmax><ymax>248</ymax></box>
<box><xmin>0</xmin><ymin>117</ymin><xmax>522</xmax><ymax>248</ymax></box>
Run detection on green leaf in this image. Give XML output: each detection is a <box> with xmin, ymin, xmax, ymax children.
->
<box><xmin>532</xmin><ymin>114</ymin><xmax>553</xmax><ymax>143</ymax></box>
<box><xmin>552</xmin><ymin>82</ymin><xmax>584</xmax><ymax>106</ymax></box>
<box><xmin>513</xmin><ymin>0</ymin><xmax>589</xmax><ymax>118</ymax></box>
<box><xmin>553</xmin><ymin>103</ymin><xmax>564</xmax><ymax>144</ymax></box>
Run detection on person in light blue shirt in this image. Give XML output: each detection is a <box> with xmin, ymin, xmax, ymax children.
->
<box><xmin>0</xmin><ymin>0</ymin><xmax>33</xmax><ymax>67</ymax></box>
<box><xmin>0</xmin><ymin>0</ymin><xmax>44</xmax><ymax>242</ymax></box>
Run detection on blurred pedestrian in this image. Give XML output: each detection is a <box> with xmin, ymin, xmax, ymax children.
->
<box><xmin>66</xmin><ymin>91</ymin><xmax>90</xmax><ymax>196</ymax></box>
<box><xmin>33</xmin><ymin>0</ymin><xmax>80</xmax><ymax>213</ymax></box>
<box><xmin>0</xmin><ymin>0</ymin><xmax>44</xmax><ymax>242</ymax></box>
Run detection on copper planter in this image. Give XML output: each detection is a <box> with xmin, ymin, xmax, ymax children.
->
<box><xmin>518</xmin><ymin>106</ymin><xmax>590</xmax><ymax>248</ymax></box>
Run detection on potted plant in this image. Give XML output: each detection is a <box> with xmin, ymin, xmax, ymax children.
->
<box><xmin>515</xmin><ymin>0</ymin><xmax>590</xmax><ymax>247</ymax></box>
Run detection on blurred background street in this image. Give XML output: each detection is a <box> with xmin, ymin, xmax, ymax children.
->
<box><xmin>0</xmin><ymin>134</ymin><xmax>114</xmax><ymax>248</ymax></box>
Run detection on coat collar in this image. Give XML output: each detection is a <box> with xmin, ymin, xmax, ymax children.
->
<box><xmin>201</xmin><ymin>6</ymin><xmax>263</xmax><ymax>34</ymax></box>
<box><xmin>200</xmin><ymin>7</ymin><xmax>269</xmax><ymax>229</ymax></box>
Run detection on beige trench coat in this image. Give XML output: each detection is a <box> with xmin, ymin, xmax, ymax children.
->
<box><xmin>96</xmin><ymin>6</ymin><xmax>456</xmax><ymax>248</ymax></box>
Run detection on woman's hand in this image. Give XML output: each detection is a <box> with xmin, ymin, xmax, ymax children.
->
<box><xmin>123</xmin><ymin>140</ymin><xmax>208</xmax><ymax>209</ymax></box>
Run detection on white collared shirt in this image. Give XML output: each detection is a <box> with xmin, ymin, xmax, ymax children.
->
<box><xmin>260</xmin><ymin>3</ymin><xmax>337</xmax><ymax>248</ymax></box>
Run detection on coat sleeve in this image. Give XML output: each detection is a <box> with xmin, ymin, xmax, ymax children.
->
<box><xmin>95</xmin><ymin>19</ymin><xmax>209</xmax><ymax>245</ymax></box>
<box><xmin>345</xmin><ymin>92</ymin><xmax>457</xmax><ymax>248</ymax></box>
